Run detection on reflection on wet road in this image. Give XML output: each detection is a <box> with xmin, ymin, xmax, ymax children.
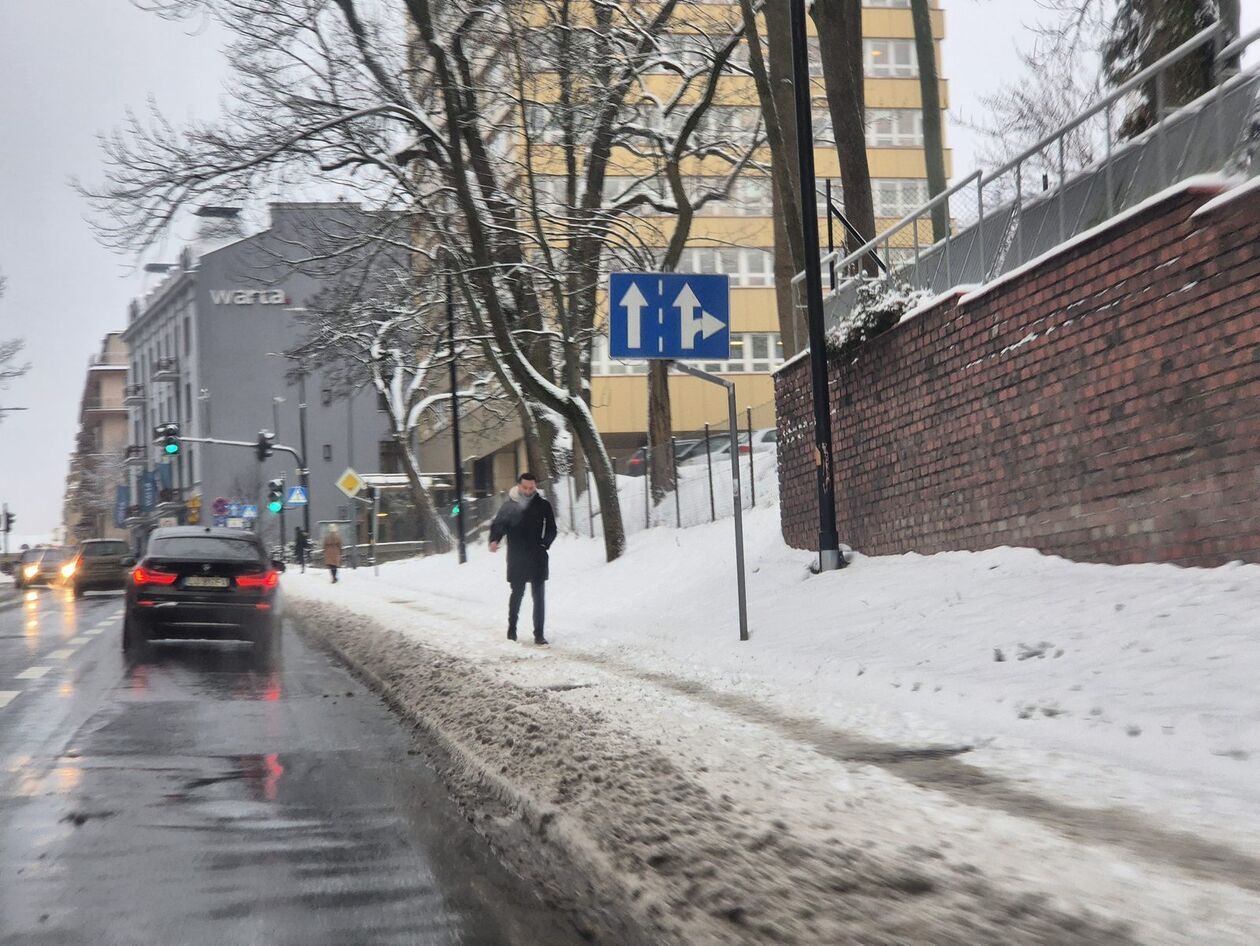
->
<box><xmin>0</xmin><ymin>587</ymin><xmax>582</xmax><ymax>945</ymax></box>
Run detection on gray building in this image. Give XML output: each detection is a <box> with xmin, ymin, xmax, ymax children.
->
<box><xmin>121</xmin><ymin>203</ymin><xmax>399</xmax><ymax>552</ymax></box>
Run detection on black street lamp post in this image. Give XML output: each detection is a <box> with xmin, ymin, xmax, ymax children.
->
<box><xmin>789</xmin><ymin>0</ymin><xmax>844</xmax><ymax>572</ymax></box>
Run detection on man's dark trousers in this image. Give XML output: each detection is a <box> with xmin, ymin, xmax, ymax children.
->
<box><xmin>508</xmin><ymin>578</ymin><xmax>546</xmax><ymax>640</ymax></box>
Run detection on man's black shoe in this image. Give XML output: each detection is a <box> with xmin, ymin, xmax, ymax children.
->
<box><xmin>507</xmin><ymin>630</ymin><xmax>517</xmax><ymax>641</ymax></box>
<box><xmin>534</xmin><ymin>636</ymin><xmax>548</xmax><ymax>646</ymax></box>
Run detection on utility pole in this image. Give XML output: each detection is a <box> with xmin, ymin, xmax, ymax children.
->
<box><xmin>790</xmin><ymin>0</ymin><xmax>844</xmax><ymax>572</ymax></box>
<box><xmin>1</xmin><ymin>503</ymin><xmax>9</xmax><ymax>556</ymax></box>
<box><xmin>295</xmin><ymin>362</ymin><xmax>312</xmax><ymax>540</ymax></box>
<box><xmin>447</xmin><ymin>273</ymin><xmax>468</xmax><ymax>564</ymax></box>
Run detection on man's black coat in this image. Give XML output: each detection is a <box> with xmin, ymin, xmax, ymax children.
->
<box><xmin>489</xmin><ymin>487</ymin><xmax>558</xmax><ymax>584</ymax></box>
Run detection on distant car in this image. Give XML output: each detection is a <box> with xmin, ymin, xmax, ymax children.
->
<box><xmin>706</xmin><ymin>428</ymin><xmax>779</xmax><ymax>460</ymax></box>
<box><xmin>625</xmin><ymin>439</ymin><xmax>702</xmax><ymax>476</ymax></box>
<box><xmin>123</xmin><ymin>526</ymin><xmax>285</xmax><ymax>656</ymax></box>
<box><xmin>676</xmin><ymin>433</ymin><xmax>740</xmax><ymax>467</ymax></box>
<box><xmin>64</xmin><ymin>539</ymin><xmax>134</xmax><ymax>597</ymax></box>
<box><xmin>16</xmin><ymin>547</ymin><xmax>69</xmax><ymax>588</ymax></box>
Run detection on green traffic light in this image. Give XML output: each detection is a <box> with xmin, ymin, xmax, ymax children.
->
<box><xmin>450</xmin><ymin>504</ymin><xmax>460</xmax><ymax>517</ymax></box>
<box><xmin>164</xmin><ymin>442</ymin><xmax>180</xmax><ymax>455</ymax></box>
<box><xmin>267</xmin><ymin>500</ymin><xmax>283</xmax><ymax>513</ymax></box>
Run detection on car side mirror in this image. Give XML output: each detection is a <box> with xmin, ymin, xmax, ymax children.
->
<box><xmin>271</xmin><ymin>559</ymin><xmax>286</xmax><ymax>573</ymax></box>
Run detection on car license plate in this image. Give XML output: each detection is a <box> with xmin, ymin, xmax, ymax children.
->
<box><xmin>184</xmin><ymin>576</ymin><xmax>229</xmax><ymax>588</ymax></box>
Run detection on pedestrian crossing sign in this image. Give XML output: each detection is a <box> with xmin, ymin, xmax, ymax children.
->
<box><xmin>286</xmin><ymin>486</ymin><xmax>309</xmax><ymax>506</ymax></box>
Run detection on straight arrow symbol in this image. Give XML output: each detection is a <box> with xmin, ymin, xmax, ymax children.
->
<box><xmin>620</xmin><ymin>282</ymin><xmax>648</xmax><ymax>350</ymax></box>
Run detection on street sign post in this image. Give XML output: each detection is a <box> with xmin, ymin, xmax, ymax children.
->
<box><xmin>607</xmin><ymin>271</ymin><xmax>747</xmax><ymax>642</ymax></box>
<box><xmin>609</xmin><ymin>273</ymin><xmax>730</xmax><ymax>360</ymax></box>
<box><xmin>335</xmin><ymin>468</ymin><xmax>365</xmax><ymax>499</ymax></box>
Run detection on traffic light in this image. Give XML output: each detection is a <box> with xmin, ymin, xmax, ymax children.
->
<box><xmin>255</xmin><ymin>430</ymin><xmax>275</xmax><ymax>462</ymax></box>
<box><xmin>266</xmin><ymin>478</ymin><xmax>284</xmax><ymax>514</ymax></box>
<box><xmin>449</xmin><ymin>501</ymin><xmax>460</xmax><ymax>518</ymax></box>
<box><xmin>153</xmin><ymin>422</ymin><xmax>181</xmax><ymax>456</ymax></box>
<box><xmin>2</xmin><ymin>511</ymin><xmax>14</xmax><ymax>533</ymax></box>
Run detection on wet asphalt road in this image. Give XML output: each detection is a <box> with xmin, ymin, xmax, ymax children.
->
<box><xmin>0</xmin><ymin>585</ymin><xmax>585</xmax><ymax>946</ymax></box>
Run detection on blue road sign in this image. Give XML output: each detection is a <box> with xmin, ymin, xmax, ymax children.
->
<box><xmin>286</xmin><ymin>486</ymin><xmax>309</xmax><ymax>507</ymax></box>
<box><xmin>609</xmin><ymin>273</ymin><xmax>730</xmax><ymax>360</ymax></box>
<box><xmin>242</xmin><ymin>504</ymin><xmax>258</xmax><ymax>520</ymax></box>
<box><xmin>228</xmin><ymin>502</ymin><xmax>242</xmax><ymax>518</ymax></box>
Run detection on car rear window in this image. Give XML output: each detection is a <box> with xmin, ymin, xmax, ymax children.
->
<box><xmin>148</xmin><ymin>537</ymin><xmax>264</xmax><ymax>562</ymax></box>
<box><xmin>82</xmin><ymin>541</ymin><xmax>129</xmax><ymax>558</ymax></box>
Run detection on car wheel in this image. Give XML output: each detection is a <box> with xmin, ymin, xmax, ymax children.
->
<box><xmin>73</xmin><ymin>583</ymin><xmax>84</xmax><ymax>599</ymax></box>
<box><xmin>122</xmin><ymin>616</ymin><xmax>149</xmax><ymax>656</ymax></box>
<box><xmin>252</xmin><ymin>622</ymin><xmax>282</xmax><ymax>668</ymax></box>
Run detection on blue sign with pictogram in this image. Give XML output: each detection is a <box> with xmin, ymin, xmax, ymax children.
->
<box><xmin>608</xmin><ymin>272</ymin><xmax>730</xmax><ymax>360</ymax></box>
<box><xmin>286</xmin><ymin>486</ymin><xmax>308</xmax><ymax>507</ymax></box>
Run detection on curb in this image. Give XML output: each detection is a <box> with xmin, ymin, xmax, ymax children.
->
<box><xmin>287</xmin><ymin>598</ymin><xmax>658</xmax><ymax>946</ymax></box>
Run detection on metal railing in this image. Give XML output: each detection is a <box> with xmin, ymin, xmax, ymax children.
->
<box><xmin>797</xmin><ymin>22</ymin><xmax>1260</xmax><ymax>323</ymax></box>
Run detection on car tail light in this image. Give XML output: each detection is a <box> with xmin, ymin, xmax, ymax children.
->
<box><xmin>738</xmin><ymin>444</ymin><xmax>751</xmax><ymax>454</ymax></box>
<box><xmin>132</xmin><ymin>567</ymin><xmax>178</xmax><ymax>586</ymax></box>
<box><xmin>236</xmin><ymin>570</ymin><xmax>280</xmax><ymax>590</ymax></box>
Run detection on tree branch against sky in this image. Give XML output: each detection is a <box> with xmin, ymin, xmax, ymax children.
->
<box><xmin>86</xmin><ymin>0</ymin><xmax>758</xmax><ymax>562</ymax></box>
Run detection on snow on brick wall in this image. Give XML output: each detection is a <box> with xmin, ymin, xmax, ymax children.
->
<box><xmin>775</xmin><ymin>182</ymin><xmax>1260</xmax><ymax>567</ymax></box>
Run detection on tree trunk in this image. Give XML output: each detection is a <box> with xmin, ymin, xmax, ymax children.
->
<box><xmin>910</xmin><ymin>0</ymin><xmax>948</xmax><ymax>242</ymax></box>
<box><xmin>647</xmin><ymin>360</ymin><xmax>674</xmax><ymax>502</ymax></box>
<box><xmin>813</xmin><ymin>0</ymin><xmax>879</xmax><ymax>277</ymax></box>
<box><xmin>397</xmin><ymin>435</ymin><xmax>453</xmax><ymax>553</ymax></box>
<box><xmin>743</xmin><ymin>0</ymin><xmax>809</xmax><ymax>356</ymax></box>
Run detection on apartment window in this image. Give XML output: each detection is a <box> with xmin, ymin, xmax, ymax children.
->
<box><xmin>873</xmin><ymin>178</ymin><xmax>929</xmax><ymax>217</ymax></box>
<box><xmin>679</xmin><ymin>248</ymin><xmax>774</xmax><ymax>287</ymax></box>
<box><xmin>867</xmin><ymin>108</ymin><xmax>923</xmax><ymax>147</ymax></box>
<box><xmin>321</xmin><ymin>388</ymin><xmax>333</xmax><ymax>406</ymax></box>
<box><xmin>184</xmin><ymin>316</ymin><xmax>191</xmax><ymax>356</ymax></box>
<box><xmin>865</xmin><ymin>0</ymin><xmax>911</xmax><ymax>7</ymax></box>
<box><xmin>379</xmin><ymin>440</ymin><xmax>403</xmax><ymax>474</ymax></box>
<box><xmin>864</xmin><ymin>39</ymin><xmax>918</xmax><ymax>78</ymax></box>
<box><xmin>322</xmin><ymin>444</ymin><xmax>333</xmax><ymax>461</ymax></box>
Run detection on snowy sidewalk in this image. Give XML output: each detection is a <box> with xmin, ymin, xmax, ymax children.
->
<box><xmin>286</xmin><ymin>509</ymin><xmax>1260</xmax><ymax>944</ymax></box>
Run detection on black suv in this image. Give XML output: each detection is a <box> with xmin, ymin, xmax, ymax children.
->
<box><xmin>65</xmin><ymin>539</ymin><xmax>134</xmax><ymax>597</ymax></box>
<box><xmin>123</xmin><ymin>527</ymin><xmax>285</xmax><ymax>656</ymax></box>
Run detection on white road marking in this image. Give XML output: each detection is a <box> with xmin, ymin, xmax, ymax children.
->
<box><xmin>68</xmin><ymin>636</ymin><xmax>86</xmax><ymax>645</ymax></box>
<box><xmin>0</xmin><ymin>692</ymin><xmax>18</xmax><ymax>708</ymax></box>
<box><xmin>47</xmin><ymin>649</ymin><xmax>75</xmax><ymax>660</ymax></box>
<box><xmin>15</xmin><ymin>667</ymin><xmax>50</xmax><ymax>680</ymax></box>
<box><xmin>83</xmin><ymin>629</ymin><xmax>102</xmax><ymax>637</ymax></box>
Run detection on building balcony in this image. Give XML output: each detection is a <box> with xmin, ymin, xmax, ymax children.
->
<box><xmin>124</xmin><ymin>445</ymin><xmax>147</xmax><ymax>467</ymax></box>
<box><xmin>153</xmin><ymin>358</ymin><xmax>180</xmax><ymax>383</ymax></box>
<box><xmin>89</xmin><ymin>352</ymin><xmax>129</xmax><ymax>371</ymax></box>
<box><xmin>82</xmin><ymin>396</ymin><xmax>127</xmax><ymax>414</ymax></box>
<box><xmin>123</xmin><ymin>383</ymin><xmax>146</xmax><ymax>405</ymax></box>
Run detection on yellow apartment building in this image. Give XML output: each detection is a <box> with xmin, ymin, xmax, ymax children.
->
<box><xmin>417</xmin><ymin>0</ymin><xmax>949</xmax><ymax>492</ymax></box>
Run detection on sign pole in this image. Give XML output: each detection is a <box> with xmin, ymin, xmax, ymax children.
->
<box><xmin>371</xmin><ymin>486</ymin><xmax>380</xmax><ymax>576</ymax></box>
<box><xmin>673</xmin><ymin>362</ymin><xmax>749</xmax><ymax>642</ymax></box>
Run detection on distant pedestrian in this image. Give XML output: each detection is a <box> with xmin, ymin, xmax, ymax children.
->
<box><xmin>488</xmin><ymin>472</ymin><xmax>557</xmax><ymax>645</ymax></box>
<box><xmin>323</xmin><ymin>524</ymin><xmax>343</xmax><ymax>583</ymax></box>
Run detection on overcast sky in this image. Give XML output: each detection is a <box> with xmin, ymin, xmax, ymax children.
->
<box><xmin>0</xmin><ymin>1</ymin><xmax>1255</xmax><ymax>540</ymax></box>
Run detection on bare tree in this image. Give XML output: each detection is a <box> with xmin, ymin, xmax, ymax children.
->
<box><xmin>0</xmin><ymin>273</ymin><xmax>30</xmax><ymax>419</ymax></box>
<box><xmin>86</xmin><ymin>0</ymin><xmax>759</xmax><ymax>563</ymax></box>
<box><xmin>910</xmin><ymin>0</ymin><xmax>948</xmax><ymax>239</ymax></box>
<box><xmin>812</xmin><ymin>0</ymin><xmax>878</xmax><ymax>277</ymax></box>
<box><xmin>738</xmin><ymin>0</ymin><xmax>809</xmax><ymax>357</ymax></box>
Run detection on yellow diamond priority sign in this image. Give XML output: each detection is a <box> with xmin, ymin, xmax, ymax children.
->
<box><xmin>336</xmin><ymin>467</ymin><xmax>366</xmax><ymax>499</ymax></box>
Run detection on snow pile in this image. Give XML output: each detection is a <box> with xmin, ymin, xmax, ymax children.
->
<box><xmin>288</xmin><ymin>504</ymin><xmax>1260</xmax><ymax>942</ymax></box>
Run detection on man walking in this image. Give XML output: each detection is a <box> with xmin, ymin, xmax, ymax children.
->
<box><xmin>488</xmin><ymin>472</ymin><xmax>557</xmax><ymax>645</ymax></box>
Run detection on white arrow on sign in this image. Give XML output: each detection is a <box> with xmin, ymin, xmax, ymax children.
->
<box><xmin>674</xmin><ymin>284</ymin><xmax>724</xmax><ymax>350</ymax></box>
<box><xmin>619</xmin><ymin>282</ymin><xmax>648</xmax><ymax>350</ymax></box>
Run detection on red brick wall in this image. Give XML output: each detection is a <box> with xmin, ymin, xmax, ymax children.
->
<box><xmin>775</xmin><ymin>181</ymin><xmax>1260</xmax><ymax>566</ymax></box>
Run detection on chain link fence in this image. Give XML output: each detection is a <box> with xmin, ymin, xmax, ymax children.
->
<box><xmin>549</xmin><ymin>396</ymin><xmax>780</xmax><ymax>540</ymax></box>
<box><xmin>799</xmin><ymin>23</ymin><xmax>1260</xmax><ymax>330</ymax></box>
